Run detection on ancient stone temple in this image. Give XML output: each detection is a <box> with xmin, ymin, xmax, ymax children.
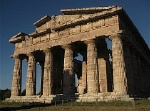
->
<box><xmin>8</xmin><ymin>6</ymin><xmax>150</xmax><ymax>102</ymax></box>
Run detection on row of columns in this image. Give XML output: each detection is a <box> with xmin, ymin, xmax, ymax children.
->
<box><xmin>124</xmin><ymin>44</ymin><xmax>150</xmax><ymax>96</ymax></box>
<box><xmin>79</xmin><ymin>33</ymin><xmax>127</xmax><ymax>95</ymax></box>
<box><xmin>11</xmin><ymin>33</ymin><xmax>128</xmax><ymax>97</ymax></box>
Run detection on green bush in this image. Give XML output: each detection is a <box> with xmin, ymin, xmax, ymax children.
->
<box><xmin>0</xmin><ymin>89</ymin><xmax>11</xmax><ymax>100</ymax></box>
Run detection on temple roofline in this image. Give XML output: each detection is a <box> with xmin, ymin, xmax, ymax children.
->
<box><xmin>9</xmin><ymin>32</ymin><xmax>28</xmax><ymax>44</ymax></box>
<box><xmin>61</xmin><ymin>6</ymin><xmax>122</xmax><ymax>15</ymax></box>
<box><xmin>34</xmin><ymin>15</ymin><xmax>51</xmax><ymax>27</ymax></box>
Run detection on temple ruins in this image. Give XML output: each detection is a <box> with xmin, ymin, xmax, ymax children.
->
<box><xmin>8</xmin><ymin>6</ymin><xmax>150</xmax><ymax>102</ymax></box>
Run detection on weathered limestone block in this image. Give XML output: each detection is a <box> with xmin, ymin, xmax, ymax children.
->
<box><xmin>85</xmin><ymin>39</ymin><xmax>99</xmax><ymax>94</ymax></box>
<box><xmin>11</xmin><ymin>55</ymin><xmax>22</xmax><ymax>96</ymax></box>
<box><xmin>15</xmin><ymin>43</ymin><xmax>19</xmax><ymax>49</ymax></box>
<box><xmin>110</xmin><ymin>33</ymin><xmax>127</xmax><ymax>94</ymax></box>
<box><xmin>22</xmin><ymin>41</ymin><xmax>26</xmax><ymax>47</ymax></box>
<box><xmin>81</xmin><ymin>60</ymin><xmax>87</xmax><ymax>93</ymax></box>
<box><xmin>70</xmin><ymin>25</ymin><xmax>81</xmax><ymax>35</ymax></box>
<box><xmin>105</xmin><ymin>17</ymin><xmax>116</xmax><ymax>26</ymax></box>
<box><xmin>41</xmin><ymin>34</ymin><xmax>50</xmax><ymax>42</ymax></box>
<box><xmin>63</xmin><ymin>44</ymin><xmax>75</xmax><ymax>95</ymax></box>
<box><xmin>33</xmin><ymin>37</ymin><xmax>41</xmax><ymax>45</ymax></box>
<box><xmin>59</xmin><ymin>29</ymin><xmax>70</xmax><ymax>37</ymax></box>
<box><xmin>17</xmin><ymin>42</ymin><xmax>23</xmax><ymax>48</ymax></box>
<box><xmin>43</xmin><ymin>48</ymin><xmax>53</xmax><ymax>96</ymax></box>
<box><xmin>81</xmin><ymin>23</ymin><xmax>92</xmax><ymax>32</ymax></box>
<box><xmin>98</xmin><ymin>58</ymin><xmax>107</xmax><ymax>92</ymax></box>
<box><xmin>92</xmin><ymin>19</ymin><xmax>104</xmax><ymax>29</ymax></box>
<box><xmin>26</xmin><ymin>52</ymin><xmax>36</xmax><ymax>96</ymax></box>
<box><xmin>50</xmin><ymin>32</ymin><xmax>58</xmax><ymax>39</ymax></box>
<box><xmin>78</xmin><ymin>78</ymin><xmax>84</xmax><ymax>94</ymax></box>
<box><xmin>25</xmin><ymin>38</ymin><xmax>33</xmax><ymax>47</ymax></box>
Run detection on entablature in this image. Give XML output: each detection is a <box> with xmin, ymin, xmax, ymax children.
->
<box><xmin>9</xmin><ymin>32</ymin><xmax>28</xmax><ymax>44</ymax></box>
<box><xmin>34</xmin><ymin>15</ymin><xmax>51</xmax><ymax>27</ymax></box>
<box><xmin>61</xmin><ymin>6</ymin><xmax>120</xmax><ymax>15</ymax></box>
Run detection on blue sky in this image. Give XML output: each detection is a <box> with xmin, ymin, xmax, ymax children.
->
<box><xmin>0</xmin><ymin>0</ymin><xmax>150</xmax><ymax>90</ymax></box>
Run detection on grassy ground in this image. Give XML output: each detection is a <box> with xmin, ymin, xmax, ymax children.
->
<box><xmin>0</xmin><ymin>100</ymin><xmax>150</xmax><ymax>111</ymax></box>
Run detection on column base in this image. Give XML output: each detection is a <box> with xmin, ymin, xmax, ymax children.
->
<box><xmin>6</xmin><ymin>93</ymin><xmax>134</xmax><ymax>103</ymax></box>
<box><xmin>6</xmin><ymin>94</ymin><xmax>77</xmax><ymax>103</ymax></box>
<box><xmin>6</xmin><ymin>95</ymin><xmax>58</xmax><ymax>103</ymax></box>
<box><xmin>76</xmin><ymin>92</ymin><xmax>134</xmax><ymax>102</ymax></box>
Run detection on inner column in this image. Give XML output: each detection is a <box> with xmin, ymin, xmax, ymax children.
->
<box><xmin>26</xmin><ymin>52</ymin><xmax>36</xmax><ymax>96</ymax></box>
<box><xmin>43</xmin><ymin>48</ymin><xmax>53</xmax><ymax>96</ymax></box>
<box><xmin>63</xmin><ymin>44</ymin><xmax>75</xmax><ymax>95</ymax></box>
<box><xmin>85</xmin><ymin>39</ymin><xmax>99</xmax><ymax>94</ymax></box>
<box><xmin>96</xmin><ymin>39</ymin><xmax>111</xmax><ymax>93</ymax></box>
<box><xmin>81</xmin><ymin>52</ymin><xmax>87</xmax><ymax>94</ymax></box>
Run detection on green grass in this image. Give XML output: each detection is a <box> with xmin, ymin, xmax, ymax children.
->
<box><xmin>0</xmin><ymin>100</ymin><xmax>150</xmax><ymax>111</ymax></box>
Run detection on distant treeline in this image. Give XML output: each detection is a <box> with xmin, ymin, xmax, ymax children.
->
<box><xmin>0</xmin><ymin>89</ymin><xmax>11</xmax><ymax>101</ymax></box>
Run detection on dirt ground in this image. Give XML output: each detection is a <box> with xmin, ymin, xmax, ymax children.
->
<box><xmin>1</xmin><ymin>100</ymin><xmax>150</xmax><ymax>111</ymax></box>
<box><xmin>21</xmin><ymin>106</ymin><xmax>150</xmax><ymax>111</ymax></box>
<box><xmin>0</xmin><ymin>105</ymin><xmax>150</xmax><ymax>111</ymax></box>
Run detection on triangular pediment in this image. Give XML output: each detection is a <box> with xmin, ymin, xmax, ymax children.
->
<box><xmin>31</xmin><ymin>6</ymin><xmax>122</xmax><ymax>35</ymax></box>
<box><xmin>9</xmin><ymin>32</ymin><xmax>28</xmax><ymax>43</ymax></box>
<box><xmin>34</xmin><ymin>15</ymin><xmax>51</xmax><ymax>27</ymax></box>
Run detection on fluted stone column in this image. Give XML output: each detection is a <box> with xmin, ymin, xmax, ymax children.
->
<box><xmin>81</xmin><ymin>60</ymin><xmax>87</xmax><ymax>93</ymax></box>
<box><xmin>11</xmin><ymin>55</ymin><xmax>22</xmax><ymax>96</ymax></box>
<box><xmin>78</xmin><ymin>60</ymin><xmax>87</xmax><ymax>94</ymax></box>
<box><xmin>98</xmin><ymin>58</ymin><xmax>108</xmax><ymax>92</ymax></box>
<box><xmin>97</xmin><ymin>39</ymin><xmax>111</xmax><ymax>93</ymax></box>
<box><xmin>63</xmin><ymin>44</ymin><xmax>75</xmax><ymax>95</ymax></box>
<box><xmin>110</xmin><ymin>33</ymin><xmax>127</xmax><ymax>94</ymax></box>
<box><xmin>43</xmin><ymin>48</ymin><xmax>53</xmax><ymax>96</ymax></box>
<box><xmin>137</xmin><ymin>56</ymin><xmax>142</xmax><ymax>94</ymax></box>
<box><xmin>123</xmin><ymin>45</ymin><xmax>133</xmax><ymax>94</ymax></box>
<box><xmin>40</xmin><ymin>63</ymin><xmax>44</xmax><ymax>95</ymax></box>
<box><xmin>85</xmin><ymin>39</ymin><xmax>99</xmax><ymax>94</ymax></box>
<box><xmin>130</xmin><ymin>51</ymin><xmax>138</xmax><ymax>95</ymax></box>
<box><xmin>26</xmin><ymin>52</ymin><xmax>36</xmax><ymax>96</ymax></box>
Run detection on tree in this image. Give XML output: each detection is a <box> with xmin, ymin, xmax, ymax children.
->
<box><xmin>0</xmin><ymin>89</ymin><xmax>11</xmax><ymax>100</ymax></box>
<box><xmin>3</xmin><ymin>90</ymin><xmax>11</xmax><ymax>99</ymax></box>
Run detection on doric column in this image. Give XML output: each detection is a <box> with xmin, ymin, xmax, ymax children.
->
<box><xmin>43</xmin><ymin>48</ymin><xmax>53</xmax><ymax>96</ymax></box>
<box><xmin>81</xmin><ymin>60</ymin><xmax>87</xmax><ymax>93</ymax></box>
<box><xmin>98</xmin><ymin>58</ymin><xmax>108</xmax><ymax>92</ymax></box>
<box><xmin>78</xmin><ymin>58</ymin><xmax>87</xmax><ymax>94</ymax></box>
<box><xmin>147</xmin><ymin>63</ymin><xmax>150</xmax><ymax>94</ymax></box>
<box><xmin>26</xmin><ymin>52</ymin><xmax>36</xmax><ymax>96</ymax></box>
<box><xmin>85</xmin><ymin>39</ymin><xmax>99</xmax><ymax>94</ymax></box>
<box><xmin>97</xmin><ymin>39</ymin><xmax>111</xmax><ymax>93</ymax></box>
<box><xmin>63</xmin><ymin>44</ymin><xmax>75</xmax><ymax>95</ymax></box>
<box><xmin>40</xmin><ymin>63</ymin><xmax>44</xmax><ymax>95</ymax></box>
<box><xmin>11</xmin><ymin>55</ymin><xmax>22</xmax><ymax>96</ymax></box>
<box><xmin>110</xmin><ymin>33</ymin><xmax>127</xmax><ymax>94</ymax></box>
<box><xmin>130</xmin><ymin>51</ymin><xmax>138</xmax><ymax>95</ymax></box>
<box><xmin>137</xmin><ymin>56</ymin><xmax>142</xmax><ymax>93</ymax></box>
<box><xmin>123</xmin><ymin>45</ymin><xmax>133</xmax><ymax>94</ymax></box>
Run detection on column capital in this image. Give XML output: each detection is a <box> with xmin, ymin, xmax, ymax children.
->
<box><xmin>43</xmin><ymin>48</ymin><xmax>51</xmax><ymax>54</ymax></box>
<box><xmin>62</xmin><ymin>44</ymin><xmax>72</xmax><ymax>50</ymax></box>
<box><xmin>109</xmin><ymin>30</ymin><xmax>124</xmax><ymax>40</ymax></box>
<box><xmin>84</xmin><ymin>39</ymin><xmax>95</xmax><ymax>45</ymax></box>
<box><xmin>26</xmin><ymin>52</ymin><xmax>34</xmax><ymax>56</ymax></box>
<box><xmin>11</xmin><ymin>54</ymin><xmax>20</xmax><ymax>59</ymax></box>
<box><xmin>11</xmin><ymin>54</ymin><xmax>22</xmax><ymax>96</ymax></box>
<box><xmin>26</xmin><ymin>51</ymin><xmax>36</xmax><ymax>96</ymax></box>
<box><xmin>111</xmin><ymin>31</ymin><xmax>127</xmax><ymax>94</ymax></box>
